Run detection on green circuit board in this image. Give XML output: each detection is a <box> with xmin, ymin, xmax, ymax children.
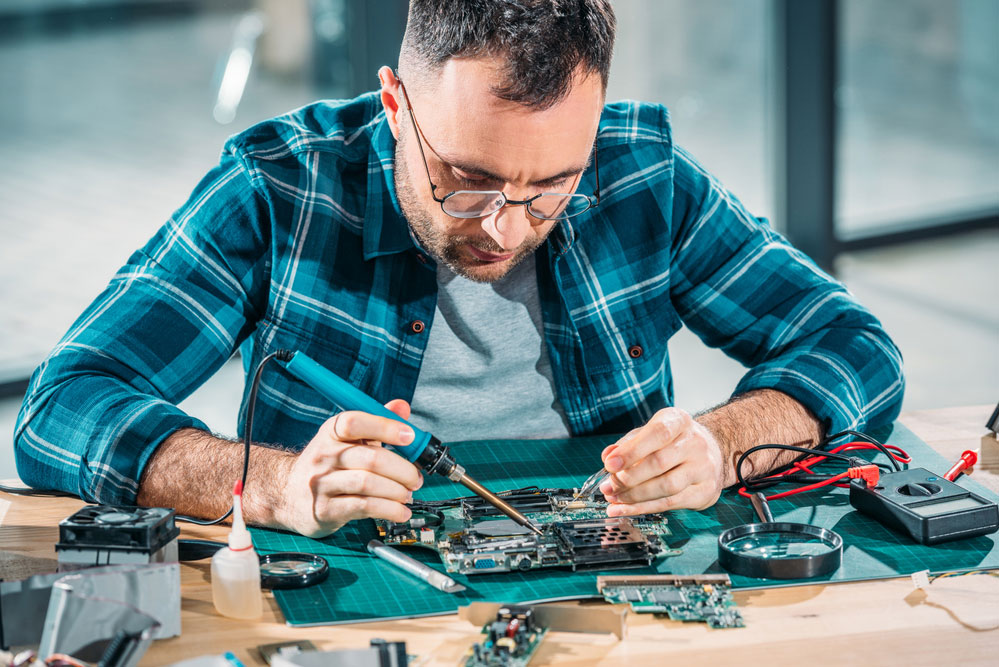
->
<box><xmin>463</xmin><ymin>605</ymin><xmax>549</xmax><ymax>667</ymax></box>
<box><xmin>598</xmin><ymin>574</ymin><xmax>745</xmax><ymax>629</ymax></box>
<box><xmin>373</xmin><ymin>487</ymin><xmax>680</xmax><ymax>575</ymax></box>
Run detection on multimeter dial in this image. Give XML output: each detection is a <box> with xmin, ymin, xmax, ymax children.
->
<box><xmin>849</xmin><ymin>468</ymin><xmax>999</xmax><ymax>545</ymax></box>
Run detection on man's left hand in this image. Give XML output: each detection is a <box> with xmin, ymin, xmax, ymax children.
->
<box><xmin>598</xmin><ymin>408</ymin><xmax>725</xmax><ymax>515</ymax></box>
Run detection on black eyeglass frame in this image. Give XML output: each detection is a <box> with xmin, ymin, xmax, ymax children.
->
<box><xmin>396</xmin><ymin>75</ymin><xmax>601</xmax><ymax>222</ymax></box>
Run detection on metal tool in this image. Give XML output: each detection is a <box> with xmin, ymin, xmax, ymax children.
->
<box><xmin>282</xmin><ymin>351</ymin><xmax>543</xmax><ymax>536</ymax></box>
<box><xmin>367</xmin><ymin>539</ymin><xmax>466</xmax><ymax>594</ymax></box>
<box><xmin>717</xmin><ymin>492</ymin><xmax>843</xmax><ymax>579</ymax></box>
<box><xmin>574</xmin><ymin>466</ymin><xmax>612</xmax><ymax>500</ymax></box>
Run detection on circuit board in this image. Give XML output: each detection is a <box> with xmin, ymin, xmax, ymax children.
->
<box><xmin>464</xmin><ymin>605</ymin><xmax>548</xmax><ymax>667</ymax></box>
<box><xmin>597</xmin><ymin>574</ymin><xmax>745</xmax><ymax>629</ymax></box>
<box><xmin>373</xmin><ymin>487</ymin><xmax>680</xmax><ymax>575</ymax></box>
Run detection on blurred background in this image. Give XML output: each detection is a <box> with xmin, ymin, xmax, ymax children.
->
<box><xmin>1</xmin><ymin>0</ymin><xmax>996</xmax><ymax>479</ymax></box>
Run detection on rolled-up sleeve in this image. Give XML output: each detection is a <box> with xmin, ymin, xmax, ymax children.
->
<box><xmin>13</xmin><ymin>152</ymin><xmax>270</xmax><ymax>504</ymax></box>
<box><xmin>668</xmin><ymin>146</ymin><xmax>904</xmax><ymax>434</ymax></box>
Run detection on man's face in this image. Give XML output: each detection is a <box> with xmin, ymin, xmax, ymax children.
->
<box><xmin>387</xmin><ymin>59</ymin><xmax>604</xmax><ymax>282</ymax></box>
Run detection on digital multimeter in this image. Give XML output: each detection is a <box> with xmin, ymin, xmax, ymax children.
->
<box><xmin>849</xmin><ymin>468</ymin><xmax>999</xmax><ymax>545</ymax></box>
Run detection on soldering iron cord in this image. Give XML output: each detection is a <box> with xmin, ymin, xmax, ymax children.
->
<box><xmin>176</xmin><ymin>349</ymin><xmax>293</xmax><ymax>526</ymax></box>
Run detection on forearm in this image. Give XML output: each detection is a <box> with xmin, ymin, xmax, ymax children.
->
<box><xmin>136</xmin><ymin>428</ymin><xmax>296</xmax><ymax>527</ymax></box>
<box><xmin>696</xmin><ymin>389</ymin><xmax>824</xmax><ymax>488</ymax></box>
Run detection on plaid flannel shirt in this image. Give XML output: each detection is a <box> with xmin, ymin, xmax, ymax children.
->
<box><xmin>14</xmin><ymin>93</ymin><xmax>904</xmax><ymax>504</ymax></box>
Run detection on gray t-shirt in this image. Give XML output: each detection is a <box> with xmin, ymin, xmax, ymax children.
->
<box><xmin>409</xmin><ymin>252</ymin><xmax>571</xmax><ymax>442</ymax></box>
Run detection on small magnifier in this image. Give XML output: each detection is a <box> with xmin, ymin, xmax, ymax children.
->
<box><xmin>259</xmin><ymin>552</ymin><xmax>330</xmax><ymax>589</ymax></box>
<box><xmin>718</xmin><ymin>492</ymin><xmax>843</xmax><ymax>579</ymax></box>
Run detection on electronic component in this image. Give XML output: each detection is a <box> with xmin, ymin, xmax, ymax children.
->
<box><xmin>849</xmin><ymin>467</ymin><xmax>999</xmax><ymax>544</ymax></box>
<box><xmin>460</xmin><ymin>602</ymin><xmax>627</xmax><ymax>639</ymax></box>
<box><xmin>463</xmin><ymin>605</ymin><xmax>548</xmax><ymax>667</ymax></box>
<box><xmin>55</xmin><ymin>505</ymin><xmax>179</xmax><ymax>570</ymax></box>
<box><xmin>597</xmin><ymin>574</ymin><xmax>744</xmax><ymax>629</ymax></box>
<box><xmin>373</xmin><ymin>488</ymin><xmax>679</xmax><ymax>575</ymax></box>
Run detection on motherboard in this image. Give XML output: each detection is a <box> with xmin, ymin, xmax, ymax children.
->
<box><xmin>373</xmin><ymin>487</ymin><xmax>680</xmax><ymax>575</ymax></box>
<box><xmin>597</xmin><ymin>574</ymin><xmax>745</xmax><ymax>629</ymax></box>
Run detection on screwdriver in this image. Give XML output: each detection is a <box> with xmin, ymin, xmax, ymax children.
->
<box><xmin>281</xmin><ymin>351</ymin><xmax>543</xmax><ymax>536</ymax></box>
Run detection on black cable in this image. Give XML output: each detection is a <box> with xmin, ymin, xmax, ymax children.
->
<box><xmin>736</xmin><ymin>443</ymin><xmax>859</xmax><ymax>493</ymax></box>
<box><xmin>820</xmin><ymin>429</ymin><xmax>902</xmax><ymax>471</ymax></box>
<box><xmin>176</xmin><ymin>349</ymin><xmax>294</xmax><ymax>525</ymax></box>
<box><xmin>737</xmin><ymin>428</ymin><xmax>902</xmax><ymax>495</ymax></box>
<box><xmin>0</xmin><ymin>483</ymin><xmax>75</xmax><ymax>497</ymax></box>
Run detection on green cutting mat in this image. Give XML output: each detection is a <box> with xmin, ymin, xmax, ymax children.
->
<box><xmin>250</xmin><ymin>423</ymin><xmax>999</xmax><ymax>626</ymax></box>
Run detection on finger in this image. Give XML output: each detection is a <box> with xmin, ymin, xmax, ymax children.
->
<box><xmin>604</xmin><ymin>463</ymin><xmax>696</xmax><ymax>504</ymax></box>
<box><xmin>600</xmin><ymin>432</ymin><xmax>694</xmax><ymax>494</ymax></box>
<box><xmin>600</xmin><ymin>428</ymin><xmax>639</xmax><ymax>459</ymax></box>
<box><xmin>333</xmin><ymin>442</ymin><xmax>423</xmax><ymax>491</ymax></box>
<box><xmin>606</xmin><ymin>484</ymin><xmax>711</xmax><ymax>516</ymax></box>
<box><xmin>385</xmin><ymin>399</ymin><xmax>411</xmax><ymax>421</ymax></box>
<box><xmin>325</xmin><ymin>410</ymin><xmax>416</xmax><ymax>448</ymax></box>
<box><xmin>603</xmin><ymin>410</ymin><xmax>689</xmax><ymax>472</ymax></box>
<box><xmin>315</xmin><ymin>469</ymin><xmax>415</xmax><ymax>505</ymax></box>
<box><xmin>319</xmin><ymin>495</ymin><xmax>413</xmax><ymax>524</ymax></box>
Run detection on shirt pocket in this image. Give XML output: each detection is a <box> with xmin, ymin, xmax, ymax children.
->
<box><xmin>578</xmin><ymin>306</ymin><xmax>681</xmax><ymax>378</ymax></box>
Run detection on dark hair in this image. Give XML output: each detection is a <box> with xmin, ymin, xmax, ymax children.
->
<box><xmin>400</xmin><ymin>0</ymin><xmax>616</xmax><ymax>110</ymax></box>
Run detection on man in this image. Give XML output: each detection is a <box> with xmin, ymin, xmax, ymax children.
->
<box><xmin>14</xmin><ymin>1</ymin><xmax>903</xmax><ymax>538</ymax></box>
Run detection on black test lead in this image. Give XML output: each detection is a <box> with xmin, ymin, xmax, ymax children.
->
<box><xmin>280</xmin><ymin>351</ymin><xmax>544</xmax><ymax>537</ymax></box>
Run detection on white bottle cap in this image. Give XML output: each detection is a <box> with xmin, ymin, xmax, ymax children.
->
<box><xmin>228</xmin><ymin>480</ymin><xmax>253</xmax><ymax>551</ymax></box>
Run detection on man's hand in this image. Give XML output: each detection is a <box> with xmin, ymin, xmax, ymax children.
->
<box><xmin>595</xmin><ymin>390</ymin><xmax>824</xmax><ymax>516</ymax></box>
<box><xmin>598</xmin><ymin>408</ymin><xmax>725</xmax><ymax>516</ymax></box>
<box><xmin>275</xmin><ymin>399</ymin><xmax>424</xmax><ymax>538</ymax></box>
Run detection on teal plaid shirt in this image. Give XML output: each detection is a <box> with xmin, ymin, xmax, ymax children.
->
<box><xmin>14</xmin><ymin>93</ymin><xmax>904</xmax><ymax>504</ymax></box>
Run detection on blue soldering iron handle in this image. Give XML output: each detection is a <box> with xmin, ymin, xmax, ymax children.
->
<box><xmin>282</xmin><ymin>351</ymin><xmax>432</xmax><ymax>464</ymax></box>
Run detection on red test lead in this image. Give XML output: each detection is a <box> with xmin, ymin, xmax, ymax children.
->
<box><xmin>943</xmin><ymin>450</ymin><xmax>977</xmax><ymax>482</ymax></box>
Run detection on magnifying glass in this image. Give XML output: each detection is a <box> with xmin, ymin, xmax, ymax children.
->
<box><xmin>718</xmin><ymin>492</ymin><xmax>843</xmax><ymax>579</ymax></box>
<box><xmin>259</xmin><ymin>552</ymin><xmax>330</xmax><ymax>589</ymax></box>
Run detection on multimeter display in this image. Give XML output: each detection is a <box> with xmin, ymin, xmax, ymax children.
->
<box><xmin>908</xmin><ymin>495</ymin><xmax>990</xmax><ymax>517</ymax></box>
<box><xmin>849</xmin><ymin>468</ymin><xmax>999</xmax><ymax>545</ymax></box>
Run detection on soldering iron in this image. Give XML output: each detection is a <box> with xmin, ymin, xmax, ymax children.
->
<box><xmin>280</xmin><ymin>351</ymin><xmax>543</xmax><ymax>536</ymax></box>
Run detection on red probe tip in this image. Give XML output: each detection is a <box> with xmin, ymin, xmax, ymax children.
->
<box><xmin>944</xmin><ymin>450</ymin><xmax>977</xmax><ymax>481</ymax></box>
<box><xmin>233</xmin><ymin>480</ymin><xmax>243</xmax><ymax>496</ymax></box>
<box><xmin>848</xmin><ymin>465</ymin><xmax>880</xmax><ymax>487</ymax></box>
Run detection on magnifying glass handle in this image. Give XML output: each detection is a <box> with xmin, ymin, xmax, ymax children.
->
<box><xmin>751</xmin><ymin>492</ymin><xmax>774</xmax><ymax>523</ymax></box>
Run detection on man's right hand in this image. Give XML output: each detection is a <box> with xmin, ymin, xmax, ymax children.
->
<box><xmin>275</xmin><ymin>399</ymin><xmax>424</xmax><ymax>538</ymax></box>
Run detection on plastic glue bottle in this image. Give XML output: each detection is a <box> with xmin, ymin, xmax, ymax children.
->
<box><xmin>211</xmin><ymin>480</ymin><xmax>262</xmax><ymax>619</ymax></box>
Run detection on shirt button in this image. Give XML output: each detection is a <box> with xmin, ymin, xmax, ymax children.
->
<box><xmin>628</xmin><ymin>344</ymin><xmax>643</xmax><ymax>359</ymax></box>
<box><xmin>409</xmin><ymin>320</ymin><xmax>426</xmax><ymax>334</ymax></box>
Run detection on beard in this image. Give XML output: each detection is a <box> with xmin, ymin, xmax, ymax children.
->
<box><xmin>394</xmin><ymin>131</ymin><xmax>550</xmax><ymax>283</ymax></box>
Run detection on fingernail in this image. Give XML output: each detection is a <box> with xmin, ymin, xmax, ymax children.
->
<box><xmin>606</xmin><ymin>456</ymin><xmax>624</xmax><ymax>472</ymax></box>
<box><xmin>406</xmin><ymin>492</ymin><xmax>414</xmax><ymax>503</ymax></box>
<box><xmin>604</xmin><ymin>493</ymin><xmax>618</xmax><ymax>503</ymax></box>
<box><xmin>399</xmin><ymin>427</ymin><xmax>415</xmax><ymax>444</ymax></box>
<box><xmin>599</xmin><ymin>480</ymin><xmax>614</xmax><ymax>495</ymax></box>
<box><xmin>606</xmin><ymin>504</ymin><xmax>620</xmax><ymax>517</ymax></box>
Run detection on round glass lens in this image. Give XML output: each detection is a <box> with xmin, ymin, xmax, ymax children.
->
<box><xmin>529</xmin><ymin>193</ymin><xmax>593</xmax><ymax>220</ymax></box>
<box><xmin>726</xmin><ymin>531</ymin><xmax>838</xmax><ymax>559</ymax></box>
<box><xmin>442</xmin><ymin>191</ymin><xmax>505</xmax><ymax>218</ymax></box>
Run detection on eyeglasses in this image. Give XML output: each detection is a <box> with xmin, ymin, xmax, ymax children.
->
<box><xmin>397</xmin><ymin>77</ymin><xmax>600</xmax><ymax>222</ymax></box>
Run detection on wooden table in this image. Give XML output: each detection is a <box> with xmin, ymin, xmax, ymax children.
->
<box><xmin>2</xmin><ymin>406</ymin><xmax>997</xmax><ymax>666</ymax></box>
